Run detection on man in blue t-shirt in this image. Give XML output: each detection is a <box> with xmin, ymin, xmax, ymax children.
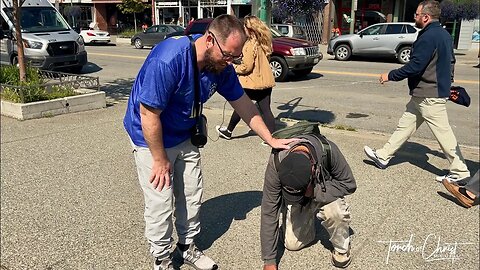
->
<box><xmin>124</xmin><ymin>15</ymin><xmax>295</xmax><ymax>270</ymax></box>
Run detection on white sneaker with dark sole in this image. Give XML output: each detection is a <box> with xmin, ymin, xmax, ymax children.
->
<box><xmin>364</xmin><ymin>146</ymin><xmax>389</xmax><ymax>169</ymax></box>
<box><xmin>435</xmin><ymin>173</ymin><xmax>468</xmax><ymax>183</ymax></box>
<box><xmin>175</xmin><ymin>244</ymin><xmax>218</xmax><ymax>270</ymax></box>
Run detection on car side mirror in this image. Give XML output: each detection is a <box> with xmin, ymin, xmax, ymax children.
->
<box><xmin>359</xmin><ymin>32</ymin><xmax>363</xmax><ymax>38</ymax></box>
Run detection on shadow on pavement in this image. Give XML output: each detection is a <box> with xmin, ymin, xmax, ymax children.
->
<box><xmin>196</xmin><ymin>191</ymin><xmax>262</xmax><ymax>250</ymax></box>
<box><xmin>363</xmin><ymin>141</ymin><xmax>479</xmax><ymax>176</ymax></box>
<box><xmin>275</xmin><ymin>97</ymin><xmax>336</xmax><ymax>124</ymax></box>
<box><xmin>101</xmin><ymin>78</ymin><xmax>135</xmax><ymax>103</ymax></box>
<box><xmin>436</xmin><ymin>191</ymin><xmax>471</xmax><ymax>208</ymax></box>
<box><xmin>81</xmin><ymin>62</ymin><xmax>103</xmax><ymax>74</ymax></box>
<box><xmin>283</xmin><ymin>72</ymin><xmax>324</xmax><ymax>82</ymax></box>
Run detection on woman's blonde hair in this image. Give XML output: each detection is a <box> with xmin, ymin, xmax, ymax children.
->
<box><xmin>244</xmin><ymin>16</ymin><xmax>273</xmax><ymax>57</ymax></box>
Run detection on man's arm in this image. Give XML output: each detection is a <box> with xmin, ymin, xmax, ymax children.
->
<box><xmin>140</xmin><ymin>103</ymin><xmax>171</xmax><ymax>191</ymax></box>
<box><xmin>380</xmin><ymin>37</ymin><xmax>434</xmax><ymax>83</ymax></box>
<box><xmin>229</xmin><ymin>94</ymin><xmax>295</xmax><ymax>149</ymax></box>
<box><xmin>261</xmin><ymin>155</ymin><xmax>283</xmax><ymax>269</ymax></box>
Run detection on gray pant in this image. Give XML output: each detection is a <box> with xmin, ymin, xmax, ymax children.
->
<box><xmin>376</xmin><ymin>97</ymin><xmax>470</xmax><ymax>179</ymax></box>
<box><xmin>465</xmin><ymin>170</ymin><xmax>479</xmax><ymax>197</ymax></box>
<box><xmin>131</xmin><ymin>139</ymin><xmax>203</xmax><ymax>260</ymax></box>
<box><xmin>283</xmin><ymin>198</ymin><xmax>351</xmax><ymax>253</ymax></box>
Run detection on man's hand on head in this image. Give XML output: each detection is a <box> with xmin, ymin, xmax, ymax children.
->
<box><xmin>266</xmin><ymin>138</ymin><xmax>299</xmax><ymax>150</ymax></box>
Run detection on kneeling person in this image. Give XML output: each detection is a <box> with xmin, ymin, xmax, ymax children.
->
<box><xmin>261</xmin><ymin>134</ymin><xmax>356</xmax><ymax>269</ymax></box>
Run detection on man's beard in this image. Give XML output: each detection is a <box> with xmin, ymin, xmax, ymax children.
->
<box><xmin>204</xmin><ymin>48</ymin><xmax>227</xmax><ymax>74</ymax></box>
<box><xmin>415</xmin><ymin>20</ymin><xmax>423</xmax><ymax>29</ymax></box>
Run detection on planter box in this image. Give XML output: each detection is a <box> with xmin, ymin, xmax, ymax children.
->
<box><xmin>1</xmin><ymin>88</ymin><xmax>106</xmax><ymax>120</ymax></box>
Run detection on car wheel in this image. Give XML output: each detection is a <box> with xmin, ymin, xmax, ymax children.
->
<box><xmin>11</xmin><ymin>55</ymin><xmax>18</xmax><ymax>66</ymax></box>
<box><xmin>397</xmin><ymin>46</ymin><xmax>411</xmax><ymax>64</ymax></box>
<box><xmin>334</xmin><ymin>44</ymin><xmax>351</xmax><ymax>61</ymax></box>
<box><xmin>292</xmin><ymin>67</ymin><xmax>313</xmax><ymax>78</ymax></box>
<box><xmin>270</xmin><ymin>56</ymin><xmax>288</xmax><ymax>82</ymax></box>
<box><xmin>134</xmin><ymin>38</ymin><xmax>144</xmax><ymax>49</ymax></box>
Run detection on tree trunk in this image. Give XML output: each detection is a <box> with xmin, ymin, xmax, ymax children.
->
<box><xmin>12</xmin><ymin>0</ymin><xmax>26</xmax><ymax>83</ymax></box>
<box><xmin>134</xmin><ymin>13</ymin><xmax>137</xmax><ymax>33</ymax></box>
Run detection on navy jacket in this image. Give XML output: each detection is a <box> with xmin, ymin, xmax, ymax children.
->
<box><xmin>388</xmin><ymin>21</ymin><xmax>455</xmax><ymax>98</ymax></box>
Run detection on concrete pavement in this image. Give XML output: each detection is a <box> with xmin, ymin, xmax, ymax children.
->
<box><xmin>1</xmin><ymin>100</ymin><xmax>478</xmax><ymax>270</ymax></box>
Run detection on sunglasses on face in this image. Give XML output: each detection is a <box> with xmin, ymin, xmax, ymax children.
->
<box><xmin>208</xmin><ymin>31</ymin><xmax>243</xmax><ymax>62</ymax></box>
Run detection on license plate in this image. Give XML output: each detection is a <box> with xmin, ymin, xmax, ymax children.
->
<box><xmin>313</xmin><ymin>57</ymin><xmax>319</xmax><ymax>64</ymax></box>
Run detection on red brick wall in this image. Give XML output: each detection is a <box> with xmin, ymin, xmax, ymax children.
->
<box><xmin>94</xmin><ymin>4</ymin><xmax>108</xmax><ymax>31</ymax></box>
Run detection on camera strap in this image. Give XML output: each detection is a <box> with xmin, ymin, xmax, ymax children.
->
<box><xmin>188</xmin><ymin>35</ymin><xmax>202</xmax><ymax>120</ymax></box>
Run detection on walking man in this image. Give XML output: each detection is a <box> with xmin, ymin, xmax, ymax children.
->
<box><xmin>364</xmin><ymin>0</ymin><xmax>470</xmax><ymax>182</ymax></box>
<box><xmin>261</xmin><ymin>134</ymin><xmax>356</xmax><ymax>269</ymax></box>
<box><xmin>124</xmin><ymin>15</ymin><xmax>294</xmax><ymax>270</ymax></box>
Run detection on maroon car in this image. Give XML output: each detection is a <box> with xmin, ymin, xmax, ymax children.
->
<box><xmin>183</xmin><ymin>18</ymin><xmax>322</xmax><ymax>82</ymax></box>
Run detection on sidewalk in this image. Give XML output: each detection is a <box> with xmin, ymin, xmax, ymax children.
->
<box><xmin>1</xmin><ymin>103</ymin><xmax>478</xmax><ymax>269</ymax></box>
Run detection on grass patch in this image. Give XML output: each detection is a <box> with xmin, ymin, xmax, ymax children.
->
<box><xmin>117</xmin><ymin>28</ymin><xmax>138</xmax><ymax>38</ymax></box>
<box><xmin>322</xmin><ymin>124</ymin><xmax>357</xmax><ymax>132</ymax></box>
<box><xmin>0</xmin><ymin>65</ymin><xmax>76</xmax><ymax>103</ymax></box>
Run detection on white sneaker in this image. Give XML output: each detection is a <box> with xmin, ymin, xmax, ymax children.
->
<box><xmin>154</xmin><ymin>257</ymin><xmax>174</xmax><ymax>270</ymax></box>
<box><xmin>175</xmin><ymin>243</ymin><xmax>218</xmax><ymax>270</ymax></box>
<box><xmin>435</xmin><ymin>173</ymin><xmax>468</xmax><ymax>183</ymax></box>
<box><xmin>364</xmin><ymin>146</ymin><xmax>389</xmax><ymax>169</ymax></box>
<box><xmin>215</xmin><ymin>125</ymin><xmax>232</xmax><ymax>140</ymax></box>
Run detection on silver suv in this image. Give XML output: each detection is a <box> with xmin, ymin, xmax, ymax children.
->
<box><xmin>327</xmin><ymin>22</ymin><xmax>419</xmax><ymax>64</ymax></box>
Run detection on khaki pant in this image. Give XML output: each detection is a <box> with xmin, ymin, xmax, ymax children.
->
<box><xmin>131</xmin><ymin>139</ymin><xmax>203</xmax><ymax>260</ymax></box>
<box><xmin>376</xmin><ymin>97</ymin><xmax>470</xmax><ymax>178</ymax></box>
<box><xmin>283</xmin><ymin>198</ymin><xmax>351</xmax><ymax>253</ymax></box>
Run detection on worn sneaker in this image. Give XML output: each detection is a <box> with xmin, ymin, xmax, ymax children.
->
<box><xmin>331</xmin><ymin>243</ymin><xmax>352</xmax><ymax>268</ymax></box>
<box><xmin>435</xmin><ymin>173</ymin><xmax>468</xmax><ymax>183</ymax></box>
<box><xmin>154</xmin><ymin>257</ymin><xmax>174</xmax><ymax>270</ymax></box>
<box><xmin>175</xmin><ymin>243</ymin><xmax>218</xmax><ymax>270</ymax></box>
<box><xmin>364</xmin><ymin>146</ymin><xmax>389</xmax><ymax>169</ymax></box>
<box><xmin>215</xmin><ymin>125</ymin><xmax>232</xmax><ymax>140</ymax></box>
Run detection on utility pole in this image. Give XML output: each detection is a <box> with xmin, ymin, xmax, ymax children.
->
<box><xmin>253</xmin><ymin>0</ymin><xmax>271</xmax><ymax>26</ymax></box>
<box><xmin>349</xmin><ymin>0</ymin><xmax>357</xmax><ymax>34</ymax></box>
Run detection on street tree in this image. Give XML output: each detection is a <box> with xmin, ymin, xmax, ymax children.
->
<box><xmin>441</xmin><ymin>0</ymin><xmax>479</xmax><ymax>40</ymax></box>
<box><xmin>12</xmin><ymin>0</ymin><xmax>27</xmax><ymax>82</ymax></box>
<box><xmin>117</xmin><ymin>0</ymin><xmax>150</xmax><ymax>33</ymax></box>
<box><xmin>272</xmin><ymin>0</ymin><xmax>326</xmax><ymax>22</ymax></box>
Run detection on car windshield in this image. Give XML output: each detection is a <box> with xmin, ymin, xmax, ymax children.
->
<box><xmin>171</xmin><ymin>25</ymin><xmax>184</xmax><ymax>31</ymax></box>
<box><xmin>3</xmin><ymin>7</ymin><xmax>70</xmax><ymax>33</ymax></box>
<box><xmin>270</xmin><ymin>28</ymin><xmax>282</xmax><ymax>38</ymax></box>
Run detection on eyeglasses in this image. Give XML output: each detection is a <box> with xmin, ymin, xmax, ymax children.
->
<box><xmin>208</xmin><ymin>31</ymin><xmax>243</xmax><ymax>62</ymax></box>
<box><xmin>414</xmin><ymin>13</ymin><xmax>426</xmax><ymax>19</ymax></box>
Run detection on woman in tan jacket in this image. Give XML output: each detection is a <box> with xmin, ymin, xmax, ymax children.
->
<box><xmin>216</xmin><ymin>16</ymin><xmax>276</xmax><ymax>139</ymax></box>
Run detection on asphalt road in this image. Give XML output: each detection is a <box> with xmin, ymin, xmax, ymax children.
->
<box><xmin>81</xmin><ymin>43</ymin><xmax>480</xmax><ymax>148</ymax></box>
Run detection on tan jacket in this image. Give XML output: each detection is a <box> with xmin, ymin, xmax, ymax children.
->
<box><xmin>234</xmin><ymin>39</ymin><xmax>276</xmax><ymax>90</ymax></box>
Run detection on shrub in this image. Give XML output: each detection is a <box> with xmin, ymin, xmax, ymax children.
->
<box><xmin>0</xmin><ymin>65</ymin><xmax>77</xmax><ymax>103</ymax></box>
<box><xmin>118</xmin><ymin>28</ymin><xmax>137</xmax><ymax>38</ymax></box>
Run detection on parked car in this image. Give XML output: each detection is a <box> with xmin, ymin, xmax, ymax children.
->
<box><xmin>79</xmin><ymin>29</ymin><xmax>110</xmax><ymax>44</ymax></box>
<box><xmin>327</xmin><ymin>22</ymin><xmax>419</xmax><ymax>64</ymax></box>
<box><xmin>271</xmin><ymin>24</ymin><xmax>307</xmax><ymax>40</ymax></box>
<box><xmin>0</xmin><ymin>0</ymin><xmax>87</xmax><ymax>72</ymax></box>
<box><xmin>184</xmin><ymin>18</ymin><xmax>322</xmax><ymax>82</ymax></box>
<box><xmin>131</xmin><ymin>24</ymin><xmax>184</xmax><ymax>49</ymax></box>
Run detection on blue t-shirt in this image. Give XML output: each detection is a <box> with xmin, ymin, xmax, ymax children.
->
<box><xmin>124</xmin><ymin>35</ymin><xmax>244</xmax><ymax>148</ymax></box>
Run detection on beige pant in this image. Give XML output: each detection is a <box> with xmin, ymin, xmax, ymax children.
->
<box><xmin>376</xmin><ymin>97</ymin><xmax>470</xmax><ymax>178</ymax></box>
<box><xmin>283</xmin><ymin>198</ymin><xmax>351</xmax><ymax>253</ymax></box>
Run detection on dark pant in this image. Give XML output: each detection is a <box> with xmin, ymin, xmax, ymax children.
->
<box><xmin>227</xmin><ymin>88</ymin><xmax>275</xmax><ymax>133</ymax></box>
<box><xmin>465</xmin><ymin>170</ymin><xmax>479</xmax><ymax>197</ymax></box>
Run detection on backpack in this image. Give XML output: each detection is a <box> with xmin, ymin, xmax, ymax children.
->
<box><xmin>272</xmin><ymin>121</ymin><xmax>332</xmax><ymax>192</ymax></box>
